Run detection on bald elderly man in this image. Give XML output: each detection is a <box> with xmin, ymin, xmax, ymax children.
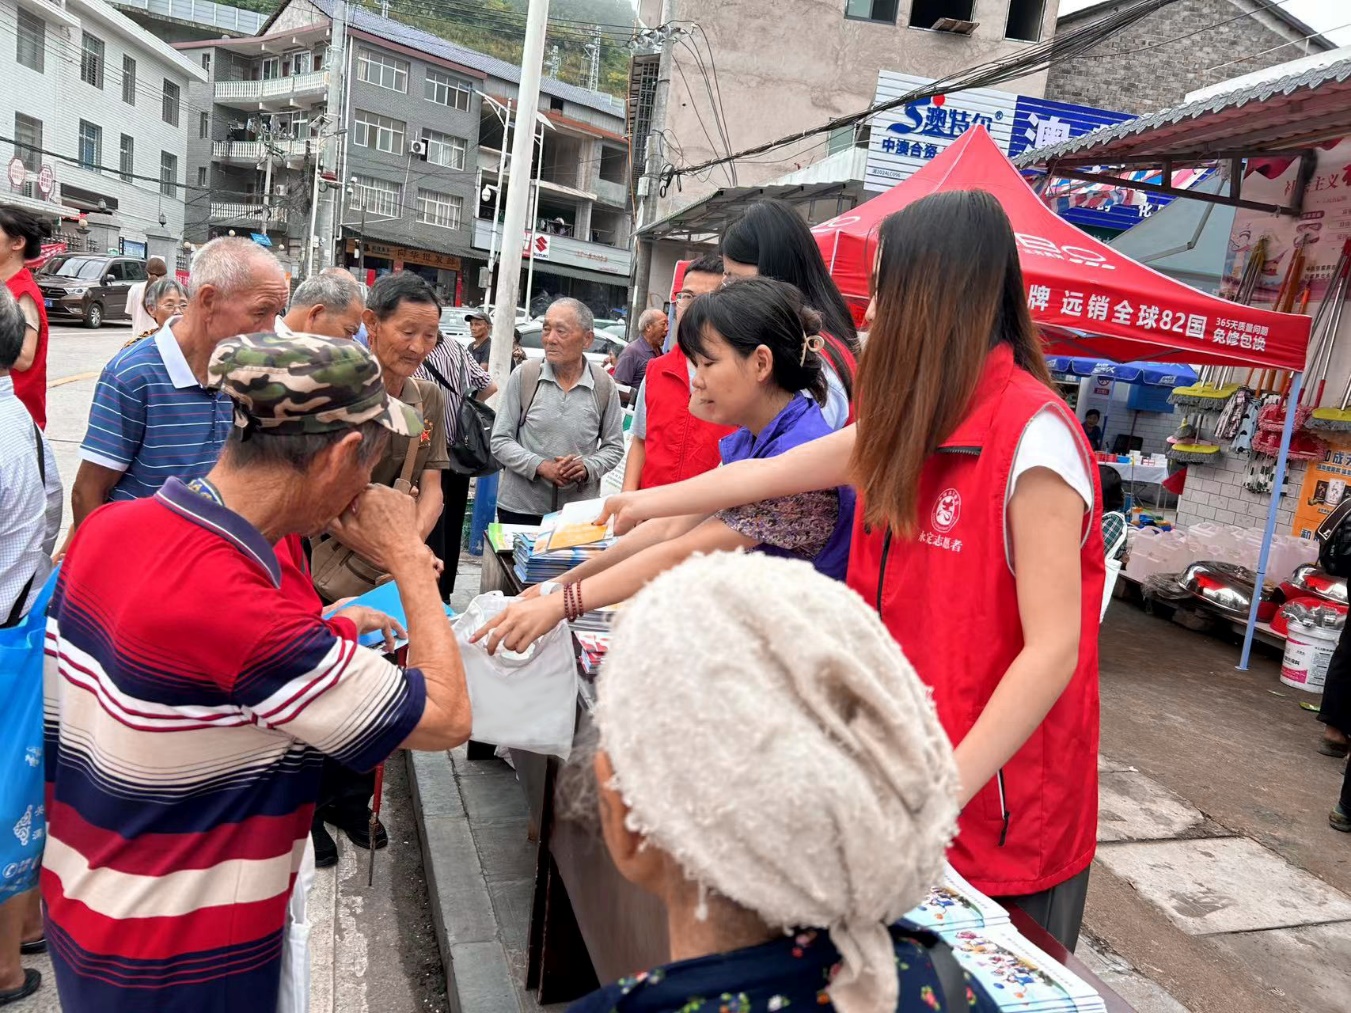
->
<box><xmin>613</xmin><ymin>307</ymin><xmax>669</xmax><ymax>389</ymax></box>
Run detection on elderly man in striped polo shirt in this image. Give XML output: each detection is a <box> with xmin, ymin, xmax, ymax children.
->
<box><xmin>59</xmin><ymin>237</ymin><xmax>290</xmax><ymax>552</ymax></box>
<box><xmin>43</xmin><ymin>333</ymin><xmax>473</xmax><ymax>1012</ymax></box>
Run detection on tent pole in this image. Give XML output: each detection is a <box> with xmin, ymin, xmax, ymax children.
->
<box><xmin>1238</xmin><ymin>369</ymin><xmax>1304</xmax><ymax>671</ymax></box>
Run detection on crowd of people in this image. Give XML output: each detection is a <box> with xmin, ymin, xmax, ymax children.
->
<box><xmin>4</xmin><ymin>181</ymin><xmax>1348</xmax><ymax>1013</ymax></box>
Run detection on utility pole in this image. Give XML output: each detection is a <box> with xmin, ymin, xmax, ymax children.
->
<box><xmin>487</xmin><ymin>0</ymin><xmax>551</xmax><ymax>398</ymax></box>
<box><xmin>483</xmin><ymin>97</ymin><xmax>511</xmax><ymax>301</ymax></box>
<box><xmin>259</xmin><ymin>130</ymin><xmax>275</xmax><ymax>238</ymax></box>
<box><xmin>585</xmin><ymin>26</ymin><xmax>601</xmax><ymax>92</ymax></box>
<box><xmin>626</xmin><ymin>9</ymin><xmax>672</xmax><ymax>331</ymax></box>
<box><xmin>314</xmin><ymin>0</ymin><xmax>347</xmax><ymax>270</ymax></box>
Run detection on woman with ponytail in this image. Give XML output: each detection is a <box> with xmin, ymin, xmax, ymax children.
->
<box><xmin>473</xmin><ymin>277</ymin><xmax>855</xmax><ymax>653</ymax></box>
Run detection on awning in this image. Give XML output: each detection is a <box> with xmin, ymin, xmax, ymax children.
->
<box><xmin>640</xmin><ymin>182</ymin><xmax>862</xmax><ymax>243</ymax></box>
<box><xmin>0</xmin><ymin>192</ymin><xmax>81</xmax><ymax>220</ymax></box>
<box><xmin>1045</xmin><ymin>356</ymin><xmax>1198</xmax><ymax>386</ymax></box>
<box><xmin>1107</xmin><ymin>174</ymin><xmax>1235</xmax><ymax>295</ymax></box>
<box><xmin>526</xmin><ymin>261</ymin><xmax>628</xmax><ymax>288</ymax></box>
<box><xmin>811</xmin><ymin>126</ymin><xmax>1311</xmax><ymax>371</ymax></box>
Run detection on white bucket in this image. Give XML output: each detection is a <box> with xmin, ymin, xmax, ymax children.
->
<box><xmin>1279</xmin><ymin>621</ymin><xmax>1341</xmax><ymax>692</ymax></box>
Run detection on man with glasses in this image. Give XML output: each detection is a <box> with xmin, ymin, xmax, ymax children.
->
<box><xmin>622</xmin><ymin>254</ymin><xmax>731</xmax><ymax>492</ymax></box>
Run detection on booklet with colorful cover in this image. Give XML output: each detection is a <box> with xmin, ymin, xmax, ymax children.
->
<box><xmin>538</xmin><ymin>498</ymin><xmax>611</xmax><ymax>552</ymax></box>
<box><xmin>900</xmin><ymin>864</ymin><xmax>1104</xmax><ymax>1012</ymax></box>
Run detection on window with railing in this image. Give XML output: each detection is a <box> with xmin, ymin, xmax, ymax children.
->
<box><xmin>350</xmin><ymin>175</ymin><xmax>402</xmax><ymax>218</ymax></box>
<box><xmin>119</xmin><ymin>134</ymin><xmax>134</xmax><ymax>182</ymax></box>
<box><xmin>14</xmin><ymin>114</ymin><xmax>42</xmax><ymax>173</ymax></box>
<box><xmin>291</xmin><ymin>50</ymin><xmax>313</xmax><ymax>75</ymax></box>
<box><xmin>122</xmin><ymin>55</ymin><xmax>136</xmax><ymax>105</ymax></box>
<box><xmin>81</xmin><ymin>32</ymin><xmax>105</xmax><ymax>89</ymax></box>
<box><xmin>423</xmin><ymin>129</ymin><xmax>466</xmax><ymax>170</ymax></box>
<box><xmin>357</xmin><ymin>49</ymin><xmax>408</xmax><ymax>93</ymax></box>
<box><xmin>16</xmin><ymin>9</ymin><xmax>44</xmax><ymax>73</ymax></box>
<box><xmin>417</xmin><ymin>189</ymin><xmax>462</xmax><ymax>230</ymax></box>
<box><xmin>260</xmin><ymin>57</ymin><xmax>279</xmax><ymax>80</ymax></box>
<box><xmin>354</xmin><ymin>111</ymin><xmax>406</xmax><ymax>154</ymax></box>
<box><xmin>424</xmin><ymin>68</ymin><xmax>471</xmax><ymax>111</ymax></box>
<box><xmin>78</xmin><ymin>120</ymin><xmax>102</xmax><ymax>169</ymax></box>
<box><xmin>160</xmin><ymin>151</ymin><xmax>178</xmax><ymax>198</ymax></box>
<box><xmin>163</xmin><ymin>80</ymin><xmax>181</xmax><ymax>127</ymax></box>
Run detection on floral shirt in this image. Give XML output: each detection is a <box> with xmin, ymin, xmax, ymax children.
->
<box><xmin>566</xmin><ymin>925</ymin><xmax>1000</xmax><ymax>1013</ymax></box>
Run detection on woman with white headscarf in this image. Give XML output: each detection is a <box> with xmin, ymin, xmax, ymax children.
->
<box><xmin>573</xmin><ymin>552</ymin><xmax>1000</xmax><ymax>1013</ymax></box>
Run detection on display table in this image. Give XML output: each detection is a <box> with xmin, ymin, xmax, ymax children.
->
<box><xmin>1100</xmin><ymin>460</ymin><xmax>1169</xmax><ymax>487</ymax></box>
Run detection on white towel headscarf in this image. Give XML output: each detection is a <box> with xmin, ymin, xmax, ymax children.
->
<box><xmin>595</xmin><ymin>552</ymin><xmax>960</xmax><ymax>1013</ymax></box>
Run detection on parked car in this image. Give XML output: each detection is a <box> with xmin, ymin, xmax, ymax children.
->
<box><xmin>36</xmin><ymin>254</ymin><xmax>149</xmax><ymax>328</ymax></box>
<box><xmin>515</xmin><ymin>320</ymin><xmax>615</xmax><ymax>370</ymax></box>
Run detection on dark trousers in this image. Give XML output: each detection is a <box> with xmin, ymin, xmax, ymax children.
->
<box><xmin>316</xmin><ymin>757</ymin><xmax>373</xmax><ymax>828</ymax></box>
<box><xmin>995</xmin><ymin>867</ymin><xmax>1090</xmax><ymax>951</ymax></box>
<box><xmin>1341</xmin><ymin>759</ymin><xmax>1351</xmax><ymax>814</ymax></box>
<box><xmin>425</xmin><ymin>470</ymin><xmax>472</xmax><ymax>600</ymax></box>
<box><xmin>497</xmin><ymin>507</ymin><xmax>544</xmax><ymax>526</ymax></box>
<box><xmin>1319</xmin><ymin>621</ymin><xmax>1351</xmax><ymax>735</ymax></box>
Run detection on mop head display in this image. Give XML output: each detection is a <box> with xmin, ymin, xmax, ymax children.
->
<box><xmin>1251</xmin><ymin>428</ymin><xmax>1329</xmax><ymax>461</ymax></box>
<box><xmin>1169</xmin><ymin>383</ymin><xmax>1240</xmax><ymax>410</ymax></box>
<box><xmin>1258</xmin><ymin>402</ymin><xmax>1313</xmax><ymax>433</ymax></box>
<box><xmin>1168</xmin><ymin>442</ymin><xmax>1222</xmax><ymax>464</ymax></box>
<box><xmin>1308</xmin><ymin>407</ymin><xmax>1351</xmax><ymax>432</ymax></box>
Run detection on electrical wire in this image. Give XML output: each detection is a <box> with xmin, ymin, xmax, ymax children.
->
<box><xmin>660</xmin><ymin>0</ymin><xmax>1191</xmax><ymax>186</ymax></box>
<box><xmin>675</xmin><ymin>36</ymin><xmax>736</xmax><ymax>184</ymax></box>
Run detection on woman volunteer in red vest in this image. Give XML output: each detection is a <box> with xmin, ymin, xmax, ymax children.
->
<box><xmin>0</xmin><ymin>208</ymin><xmax>50</xmax><ymax>429</ymax></box>
<box><xmin>721</xmin><ymin>199</ymin><xmax>858</xmax><ymax>429</ymax></box>
<box><xmin>602</xmin><ymin>191</ymin><xmax>1103</xmax><ymax>948</ymax></box>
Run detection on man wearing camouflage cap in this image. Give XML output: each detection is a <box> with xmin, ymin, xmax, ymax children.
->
<box><xmin>42</xmin><ymin>333</ymin><xmax>473</xmax><ymax>1013</ymax></box>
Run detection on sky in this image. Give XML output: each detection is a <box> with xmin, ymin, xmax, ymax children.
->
<box><xmin>1059</xmin><ymin>0</ymin><xmax>1351</xmax><ymax>47</ymax></box>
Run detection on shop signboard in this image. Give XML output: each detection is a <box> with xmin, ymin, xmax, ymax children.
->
<box><xmin>865</xmin><ymin>72</ymin><xmax>1016</xmax><ymax>192</ymax></box>
<box><xmin>37</xmin><ymin>164</ymin><xmax>54</xmax><ymax>197</ymax></box>
<box><xmin>7</xmin><ymin>157</ymin><xmax>26</xmax><ymax>190</ymax></box>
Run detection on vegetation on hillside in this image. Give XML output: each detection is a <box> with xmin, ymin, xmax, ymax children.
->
<box><xmin>229</xmin><ymin>0</ymin><xmax>637</xmax><ymax>97</ymax></box>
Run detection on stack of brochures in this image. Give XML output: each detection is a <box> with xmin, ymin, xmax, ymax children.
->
<box><xmin>512</xmin><ymin>500</ymin><xmax>616</xmax><ymax>585</ymax></box>
<box><xmin>574</xmin><ymin>631</ymin><xmax>611</xmax><ymax>676</ymax></box>
<box><xmin>902</xmin><ymin>865</ymin><xmax>1106</xmax><ymax>1012</ymax></box>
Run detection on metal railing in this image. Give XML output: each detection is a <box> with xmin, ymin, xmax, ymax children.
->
<box><xmin>215</xmin><ymin>71</ymin><xmax>329</xmax><ymax>105</ymax></box>
<box><xmin>209</xmin><ymin>202</ymin><xmax>289</xmax><ymax>224</ymax></box>
<box><xmin>212</xmin><ymin>139</ymin><xmax>309</xmax><ymax>162</ymax></box>
<box><xmin>111</xmin><ymin>0</ymin><xmax>264</xmax><ymax>34</ymax></box>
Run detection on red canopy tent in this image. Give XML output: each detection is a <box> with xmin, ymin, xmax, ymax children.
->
<box><xmin>811</xmin><ymin>126</ymin><xmax>1310</xmax><ymax>371</ymax></box>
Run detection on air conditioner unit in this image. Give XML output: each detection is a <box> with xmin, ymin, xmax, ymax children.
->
<box><xmin>409</xmin><ymin>139</ymin><xmax>428</xmax><ymax>159</ymax></box>
<box><xmin>273</xmin><ymin>184</ymin><xmax>289</xmax><ymax>197</ymax></box>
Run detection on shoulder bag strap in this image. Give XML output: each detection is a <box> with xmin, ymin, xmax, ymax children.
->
<box><xmin>589</xmin><ymin>362</ymin><xmax>615</xmax><ymax>429</ymax></box>
<box><xmin>421</xmin><ymin>357</ymin><xmax>462</xmax><ymax>396</ymax></box>
<box><xmin>927</xmin><ymin>935</ymin><xmax>967</xmax><ymax>1009</ymax></box>
<box><xmin>517</xmin><ymin>359</ymin><xmax>543</xmax><ymax>433</ymax></box>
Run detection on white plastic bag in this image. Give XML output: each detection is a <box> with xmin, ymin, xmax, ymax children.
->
<box><xmin>453</xmin><ymin>591</ymin><xmax>580</xmax><ymax>760</ymax></box>
<box><xmin>277</xmin><ymin>835</ymin><xmax>315</xmax><ymax>1013</ymax></box>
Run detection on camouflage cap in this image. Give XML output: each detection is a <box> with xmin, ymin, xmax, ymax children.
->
<box><xmin>207</xmin><ymin>331</ymin><xmax>422</xmax><ymax>437</ymax></box>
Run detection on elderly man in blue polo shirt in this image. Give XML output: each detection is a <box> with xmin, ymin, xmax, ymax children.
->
<box><xmin>60</xmin><ymin>237</ymin><xmax>289</xmax><ymax>549</ymax></box>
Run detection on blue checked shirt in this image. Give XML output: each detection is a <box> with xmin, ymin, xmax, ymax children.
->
<box><xmin>79</xmin><ymin>320</ymin><xmax>233</xmax><ymax>502</ymax></box>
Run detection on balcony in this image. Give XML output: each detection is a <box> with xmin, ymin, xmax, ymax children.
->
<box><xmin>212</xmin><ymin>139</ymin><xmax>311</xmax><ymax>165</ymax></box>
<box><xmin>111</xmin><ymin>0</ymin><xmax>265</xmax><ymax>34</ymax></box>
<box><xmin>472</xmin><ymin>218</ymin><xmax>630</xmax><ymax>277</ymax></box>
<box><xmin>593</xmin><ymin>177</ymin><xmax>628</xmax><ymax>208</ymax></box>
<box><xmin>210</xmin><ymin>202</ymin><xmax>289</xmax><ymax>225</ymax></box>
<box><xmin>215</xmin><ymin>71</ymin><xmax>329</xmax><ymax>109</ymax></box>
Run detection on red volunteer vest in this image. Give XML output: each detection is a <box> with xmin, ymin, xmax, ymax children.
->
<box><xmin>639</xmin><ymin>346</ymin><xmax>734</xmax><ymax>489</ymax></box>
<box><xmin>6</xmin><ymin>269</ymin><xmax>49</xmax><ymax>429</ymax></box>
<box><xmin>847</xmin><ymin>344</ymin><xmax>1103</xmax><ymax>897</ymax></box>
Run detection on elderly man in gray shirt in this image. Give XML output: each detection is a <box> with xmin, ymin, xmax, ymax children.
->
<box><xmin>491</xmin><ymin>298</ymin><xmax>624</xmax><ymax>524</ymax></box>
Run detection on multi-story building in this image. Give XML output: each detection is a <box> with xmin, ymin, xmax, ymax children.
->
<box><xmin>630</xmin><ymin>0</ymin><xmax>1062</xmax><ymax>314</ymax></box>
<box><xmin>1</xmin><ymin>0</ymin><xmax>207</xmax><ymax>261</ymax></box>
<box><xmin>111</xmin><ymin>0</ymin><xmax>264</xmax><ymax>43</ymax></box>
<box><xmin>178</xmin><ymin>0</ymin><xmax>633</xmax><ymax>311</ymax></box>
<box><xmin>1046</xmin><ymin>0</ymin><xmax>1335</xmax><ymax>115</ymax></box>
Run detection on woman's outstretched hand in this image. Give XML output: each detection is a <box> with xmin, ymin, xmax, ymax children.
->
<box><xmin>598</xmin><ymin>493</ymin><xmax>645</xmax><ymax>536</ymax></box>
<box><xmin>469</xmin><ymin>594</ymin><xmax>567</xmax><ymax>655</ymax></box>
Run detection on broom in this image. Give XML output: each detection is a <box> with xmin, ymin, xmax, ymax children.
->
<box><xmin>1306</xmin><ymin>242</ymin><xmax>1351</xmax><ymax>431</ymax></box>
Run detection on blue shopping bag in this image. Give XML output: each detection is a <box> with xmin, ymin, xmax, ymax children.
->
<box><xmin>0</xmin><ymin>568</ymin><xmax>58</xmax><ymax>902</ymax></box>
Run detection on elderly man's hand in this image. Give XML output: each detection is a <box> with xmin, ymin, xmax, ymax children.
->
<box><xmin>332</xmin><ymin>605</ymin><xmax>407</xmax><ymax>654</ymax></box>
<box><xmin>556</xmin><ymin>455</ymin><xmax>587</xmax><ymax>485</ymax></box>
<box><xmin>327</xmin><ymin>485</ymin><xmax>423</xmax><ymax>569</ymax></box>
<box><xmin>536</xmin><ymin>459</ymin><xmax>568</xmax><ymax>487</ymax></box>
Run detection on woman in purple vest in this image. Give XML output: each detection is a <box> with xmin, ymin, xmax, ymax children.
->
<box><xmin>474</xmin><ymin>277</ymin><xmax>854</xmax><ymax>654</ymax></box>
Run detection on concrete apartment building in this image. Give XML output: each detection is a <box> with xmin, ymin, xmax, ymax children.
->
<box><xmin>629</xmin><ymin>0</ymin><xmax>1061</xmax><ymax>313</ymax></box>
<box><xmin>1046</xmin><ymin>0</ymin><xmax>1335</xmax><ymax>115</ymax></box>
<box><xmin>172</xmin><ymin>0</ymin><xmax>632</xmax><ymax>309</ymax></box>
<box><xmin>1</xmin><ymin>0</ymin><xmax>206</xmax><ymax>262</ymax></box>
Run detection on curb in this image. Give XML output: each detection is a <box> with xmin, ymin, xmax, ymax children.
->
<box><xmin>407</xmin><ymin>748</ymin><xmax>524</xmax><ymax>1013</ymax></box>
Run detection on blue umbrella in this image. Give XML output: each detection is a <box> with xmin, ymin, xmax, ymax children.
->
<box><xmin>1046</xmin><ymin>356</ymin><xmax>1197</xmax><ymax>387</ymax></box>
